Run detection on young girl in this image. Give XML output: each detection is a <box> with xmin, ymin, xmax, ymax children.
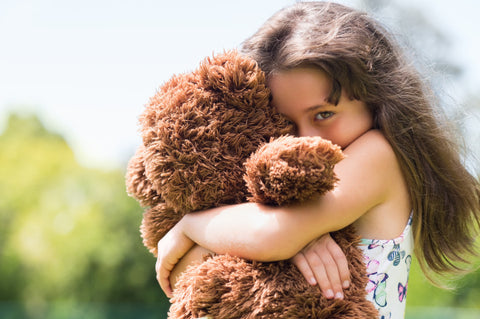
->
<box><xmin>155</xmin><ymin>2</ymin><xmax>480</xmax><ymax>318</ymax></box>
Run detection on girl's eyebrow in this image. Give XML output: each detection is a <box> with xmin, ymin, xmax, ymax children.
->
<box><xmin>304</xmin><ymin>103</ymin><xmax>331</xmax><ymax>113</ymax></box>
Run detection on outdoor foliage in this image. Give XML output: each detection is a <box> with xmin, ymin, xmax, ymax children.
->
<box><xmin>0</xmin><ymin>114</ymin><xmax>169</xmax><ymax>318</ymax></box>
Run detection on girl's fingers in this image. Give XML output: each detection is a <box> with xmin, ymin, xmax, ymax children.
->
<box><xmin>156</xmin><ymin>255</ymin><xmax>173</xmax><ymax>298</ymax></box>
<box><xmin>292</xmin><ymin>252</ymin><xmax>317</xmax><ymax>285</ymax></box>
<box><xmin>326</xmin><ymin>238</ymin><xmax>350</xmax><ymax>289</ymax></box>
<box><xmin>292</xmin><ymin>250</ymin><xmax>336</xmax><ymax>299</ymax></box>
<box><xmin>307</xmin><ymin>246</ymin><xmax>342</xmax><ymax>299</ymax></box>
<box><xmin>292</xmin><ymin>234</ymin><xmax>350</xmax><ymax>300</ymax></box>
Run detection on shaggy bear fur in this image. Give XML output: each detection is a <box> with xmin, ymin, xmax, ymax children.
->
<box><xmin>126</xmin><ymin>51</ymin><xmax>378</xmax><ymax>318</ymax></box>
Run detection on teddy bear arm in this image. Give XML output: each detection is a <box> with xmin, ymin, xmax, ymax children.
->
<box><xmin>244</xmin><ymin>136</ymin><xmax>344</xmax><ymax>206</ymax></box>
<box><xmin>125</xmin><ymin>145</ymin><xmax>161</xmax><ymax>207</ymax></box>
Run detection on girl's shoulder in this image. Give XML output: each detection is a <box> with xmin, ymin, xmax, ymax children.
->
<box><xmin>344</xmin><ymin>129</ymin><xmax>399</xmax><ymax>170</ymax></box>
<box><xmin>348</xmin><ymin>130</ymin><xmax>412</xmax><ymax>239</ymax></box>
<box><xmin>339</xmin><ymin>129</ymin><xmax>403</xmax><ymax>192</ymax></box>
<box><xmin>349</xmin><ymin>129</ymin><xmax>391</xmax><ymax>150</ymax></box>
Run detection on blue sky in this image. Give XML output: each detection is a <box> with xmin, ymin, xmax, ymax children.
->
<box><xmin>1</xmin><ymin>0</ymin><xmax>479</xmax><ymax>169</ymax></box>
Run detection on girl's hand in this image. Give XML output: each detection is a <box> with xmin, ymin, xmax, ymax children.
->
<box><xmin>291</xmin><ymin>233</ymin><xmax>350</xmax><ymax>300</ymax></box>
<box><xmin>155</xmin><ymin>222</ymin><xmax>195</xmax><ymax>298</ymax></box>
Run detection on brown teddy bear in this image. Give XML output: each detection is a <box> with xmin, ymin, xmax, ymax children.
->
<box><xmin>126</xmin><ymin>50</ymin><xmax>378</xmax><ymax>319</ymax></box>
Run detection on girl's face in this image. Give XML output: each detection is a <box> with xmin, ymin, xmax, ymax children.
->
<box><xmin>268</xmin><ymin>67</ymin><xmax>373</xmax><ymax>149</ymax></box>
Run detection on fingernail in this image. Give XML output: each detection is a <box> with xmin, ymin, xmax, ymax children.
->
<box><xmin>335</xmin><ymin>292</ymin><xmax>344</xmax><ymax>300</ymax></box>
<box><xmin>309</xmin><ymin>277</ymin><xmax>317</xmax><ymax>285</ymax></box>
<box><xmin>325</xmin><ymin>289</ymin><xmax>334</xmax><ymax>299</ymax></box>
<box><xmin>343</xmin><ymin>280</ymin><xmax>350</xmax><ymax>289</ymax></box>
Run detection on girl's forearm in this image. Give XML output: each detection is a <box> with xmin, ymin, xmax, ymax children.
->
<box><xmin>180</xmin><ymin>203</ymin><xmax>272</xmax><ymax>261</ymax></box>
<box><xmin>180</xmin><ymin>201</ymin><xmax>335</xmax><ymax>261</ymax></box>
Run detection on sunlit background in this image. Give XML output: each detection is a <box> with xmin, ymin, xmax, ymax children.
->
<box><xmin>1</xmin><ymin>0</ymin><xmax>479</xmax><ymax>318</ymax></box>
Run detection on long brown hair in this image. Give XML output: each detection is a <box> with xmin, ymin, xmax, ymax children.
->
<box><xmin>241</xmin><ymin>1</ymin><xmax>480</xmax><ymax>284</ymax></box>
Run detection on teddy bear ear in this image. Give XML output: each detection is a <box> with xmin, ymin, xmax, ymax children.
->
<box><xmin>197</xmin><ymin>50</ymin><xmax>271</xmax><ymax>109</ymax></box>
<box><xmin>125</xmin><ymin>144</ymin><xmax>161</xmax><ymax>207</ymax></box>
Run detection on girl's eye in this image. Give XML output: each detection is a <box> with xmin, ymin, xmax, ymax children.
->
<box><xmin>314</xmin><ymin>111</ymin><xmax>334</xmax><ymax>121</ymax></box>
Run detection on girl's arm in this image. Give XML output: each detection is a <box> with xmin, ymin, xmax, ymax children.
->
<box><xmin>157</xmin><ymin>130</ymin><xmax>398</xmax><ymax>295</ymax></box>
<box><xmin>158</xmin><ymin>130</ymin><xmax>397</xmax><ymax>295</ymax></box>
<box><xmin>181</xmin><ymin>130</ymin><xmax>393</xmax><ymax>258</ymax></box>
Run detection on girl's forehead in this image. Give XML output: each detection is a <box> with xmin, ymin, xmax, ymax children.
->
<box><xmin>268</xmin><ymin>70</ymin><xmax>340</xmax><ymax>120</ymax></box>
<box><xmin>269</xmin><ymin>68</ymin><xmax>332</xmax><ymax>91</ymax></box>
<box><xmin>268</xmin><ymin>68</ymin><xmax>333</xmax><ymax>104</ymax></box>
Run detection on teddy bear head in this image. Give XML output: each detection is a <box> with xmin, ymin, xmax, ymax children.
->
<box><xmin>126</xmin><ymin>51</ymin><xmax>294</xmax><ymax>218</ymax></box>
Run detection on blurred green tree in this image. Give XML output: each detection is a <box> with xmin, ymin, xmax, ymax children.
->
<box><xmin>0</xmin><ymin>113</ymin><xmax>170</xmax><ymax>318</ymax></box>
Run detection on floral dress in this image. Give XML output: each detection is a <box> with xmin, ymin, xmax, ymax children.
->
<box><xmin>359</xmin><ymin>214</ymin><xmax>414</xmax><ymax>319</ymax></box>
